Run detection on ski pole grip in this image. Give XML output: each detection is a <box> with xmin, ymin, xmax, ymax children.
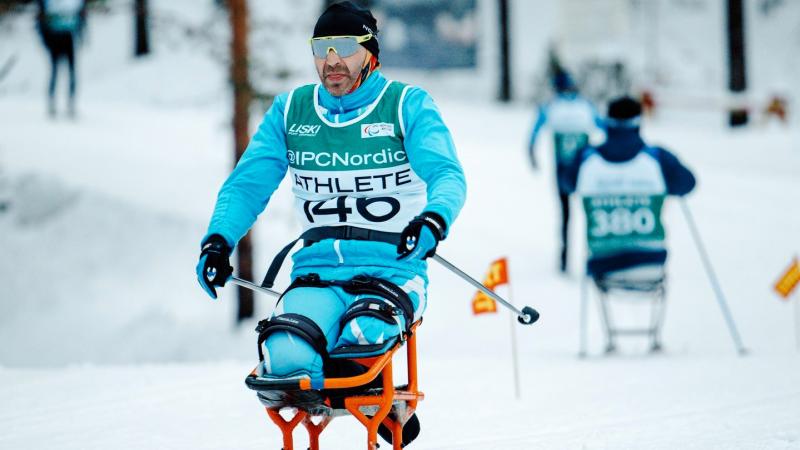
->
<box><xmin>517</xmin><ymin>306</ymin><xmax>540</xmax><ymax>325</ymax></box>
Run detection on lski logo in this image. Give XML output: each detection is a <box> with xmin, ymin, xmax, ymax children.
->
<box><xmin>289</xmin><ymin>123</ymin><xmax>321</xmax><ymax>137</ymax></box>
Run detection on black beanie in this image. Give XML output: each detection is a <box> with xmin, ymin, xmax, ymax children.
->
<box><xmin>313</xmin><ymin>1</ymin><xmax>380</xmax><ymax>58</ymax></box>
<box><xmin>607</xmin><ymin>96</ymin><xmax>642</xmax><ymax>121</ymax></box>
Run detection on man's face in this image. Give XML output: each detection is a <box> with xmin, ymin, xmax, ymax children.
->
<box><xmin>314</xmin><ymin>45</ymin><xmax>367</xmax><ymax>97</ymax></box>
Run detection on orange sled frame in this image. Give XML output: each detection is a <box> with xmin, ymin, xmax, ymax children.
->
<box><xmin>245</xmin><ymin>321</ymin><xmax>424</xmax><ymax>450</ymax></box>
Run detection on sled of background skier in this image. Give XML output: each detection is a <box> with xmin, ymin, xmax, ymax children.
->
<box><xmin>580</xmin><ymin>265</ymin><xmax>667</xmax><ymax>355</ymax></box>
<box><xmin>245</xmin><ymin>320</ymin><xmax>423</xmax><ymax>450</ymax></box>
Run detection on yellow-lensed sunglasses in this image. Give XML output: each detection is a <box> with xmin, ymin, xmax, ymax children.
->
<box><xmin>310</xmin><ymin>34</ymin><xmax>373</xmax><ymax>59</ymax></box>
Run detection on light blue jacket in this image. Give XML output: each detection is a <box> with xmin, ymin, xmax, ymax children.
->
<box><xmin>529</xmin><ymin>92</ymin><xmax>604</xmax><ymax>154</ymax></box>
<box><xmin>204</xmin><ymin>71</ymin><xmax>466</xmax><ymax>277</ymax></box>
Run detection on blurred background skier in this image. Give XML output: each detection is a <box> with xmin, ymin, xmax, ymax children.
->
<box><xmin>528</xmin><ymin>69</ymin><xmax>603</xmax><ymax>273</ymax></box>
<box><xmin>195</xmin><ymin>2</ymin><xmax>466</xmax><ymax>446</ymax></box>
<box><xmin>35</xmin><ymin>0</ymin><xmax>86</xmax><ymax>118</ymax></box>
<box><xmin>564</xmin><ymin>96</ymin><xmax>696</xmax><ymax>281</ymax></box>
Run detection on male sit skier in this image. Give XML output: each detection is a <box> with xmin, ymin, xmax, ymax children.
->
<box><xmin>196</xmin><ymin>2</ymin><xmax>466</xmax><ymax>446</ymax></box>
<box><xmin>564</xmin><ymin>96</ymin><xmax>696</xmax><ymax>280</ymax></box>
<box><xmin>528</xmin><ymin>71</ymin><xmax>603</xmax><ymax>272</ymax></box>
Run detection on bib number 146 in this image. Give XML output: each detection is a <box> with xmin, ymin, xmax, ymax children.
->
<box><xmin>303</xmin><ymin>196</ymin><xmax>400</xmax><ymax>223</ymax></box>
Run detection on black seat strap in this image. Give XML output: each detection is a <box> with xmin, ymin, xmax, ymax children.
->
<box><xmin>276</xmin><ymin>274</ymin><xmax>414</xmax><ymax>332</ymax></box>
<box><xmin>339</xmin><ymin>298</ymin><xmax>400</xmax><ymax>329</ymax></box>
<box><xmin>260</xmin><ymin>226</ymin><xmax>402</xmax><ymax>288</ymax></box>
<box><xmin>256</xmin><ymin>313</ymin><xmax>328</xmax><ymax>362</ymax></box>
<box><xmin>337</xmin><ymin>276</ymin><xmax>415</xmax><ymax>334</ymax></box>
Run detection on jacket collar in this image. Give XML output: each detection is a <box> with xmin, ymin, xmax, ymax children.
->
<box><xmin>597</xmin><ymin>127</ymin><xmax>647</xmax><ymax>163</ymax></box>
<box><xmin>317</xmin><ymin>70</ymin><xmax>388</xmax><ymax>115</ymax></box>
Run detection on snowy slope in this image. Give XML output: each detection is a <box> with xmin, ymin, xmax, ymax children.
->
<box><xmin>1</xmin><ymin>356</ymin><xmax>799</xmax><ymax>450</ymax></box>
<box><xmin>2</xmin><ymin>1</ymin><xmax>800</xmax><ymax>449</ymax></box>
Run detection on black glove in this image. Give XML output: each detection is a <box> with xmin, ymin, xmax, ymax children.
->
<box><xmin>397</xmin><ymin>212</ymin><xmax>447</xmax><ymax>260</ymax></box>
<box><xmin>196</xmin><ymin>234</ymin><xmax>233</xmax><ymax>299</ymax></box>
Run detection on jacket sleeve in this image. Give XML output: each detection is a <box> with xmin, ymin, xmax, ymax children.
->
<box><xmin>401</xmin><ymin>87</ymin><xmax>467</xmax><ymax>233</ymax></box>
<box><xmin>528</xmin><ymin>104</ymin><xmax>548</xmax><ymax>151</ymax></box>
<box><xmin>204</xmin><ymin>93</ymin><xmax>290</xmax><ymax>247</ymax></box>
<box><xmin>656</xmin><ymin>147</ymin><xmax>697</xmax><ymax>196</ymax></box>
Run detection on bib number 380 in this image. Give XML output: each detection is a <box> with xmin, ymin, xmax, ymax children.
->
<box><xmin>303</xmin><ymin>196</ymin><xmax>401</xmax><ymax>223</ymax></box>
<box><xmin>590</xmin><ymin>206</ymin><xmax>656</xmax><ymax>238</ymax></box>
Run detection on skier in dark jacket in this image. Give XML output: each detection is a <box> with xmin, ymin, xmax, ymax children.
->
<box><xmin>563</xmin><ymin>96</ymin><xmax>696</xmax><ymax>279</ymax></box>
<box><xmin>36</xmin><ymin>0</ymin><xmax>86</xmax><ymax>117</ymax></box>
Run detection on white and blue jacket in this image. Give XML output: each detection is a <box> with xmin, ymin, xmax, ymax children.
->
<box><xmin>528</xmin><ymin>92</ymin><xmax>604</xmax><ymax>160</ymax></box>
<box><xmin>564</xmin><ymin>127</ymin><xmax>696</xmax><ymax>275</ymax></box>
<box><xmin>38</xmin><ymin>0</ymin><xmax>85</xmax><ymax>34</ymax></box>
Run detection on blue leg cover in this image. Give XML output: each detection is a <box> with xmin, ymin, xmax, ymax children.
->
<box><xmin>261</xmin><ymin>239</ymin><xmax>430</xmax><ymax>378</ymax></box>
<box><xmin>261</xmin><ymin>287</ymin><xmax>345</xmax><ymax>380</ymax></box>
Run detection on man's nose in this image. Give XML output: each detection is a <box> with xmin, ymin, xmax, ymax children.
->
<box><xmin>325</xmin><ymin>49</ymin><xmax>342</xmax><ymax>65</ymax></box>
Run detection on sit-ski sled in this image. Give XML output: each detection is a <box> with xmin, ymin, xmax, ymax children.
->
<box><xmin>245</xmin><ymin>320</ymin><xmax>423</xmax><ymax>450</ymax></box>
<box><xmin>230</xmin><ymin>254</ymin><xmax>539</xmax><ymax>450</ymax></box>
<box><xmin>579</xmin><ymin>266</ymin><xmax>667</xmax><ymax>356</ymax></box>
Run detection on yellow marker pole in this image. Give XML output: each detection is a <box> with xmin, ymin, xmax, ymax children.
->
<box><xmin>794</xmin><ymin>292</ymin><xmax>800</xmax><ymax>352</ymax></box>
<box><xmin>774</xmin><ymin>256</ymin><xmax>800</xmax><ymax>352</ymax></box>
<box><xmin>793</xmin><ymin>257</ymin><xmax>800</xmax><ymax>352</ymax></box>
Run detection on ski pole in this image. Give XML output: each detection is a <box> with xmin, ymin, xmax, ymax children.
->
<box><xmin>230</xmin><ymin>276</ymin><xmax>282</xmax><ymax>298</ymax></box>
<box><xmin>680</xmin><ymin>199</ymin><xmax>747</xmax><ymax>355</ymax></box>
<box><xmin>432</xmin><ymin>254</ymin><xmax>540</xmax><ymax>325</ymax></box>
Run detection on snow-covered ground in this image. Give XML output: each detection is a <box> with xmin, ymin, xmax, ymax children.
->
<box><xmin>2</xmin><ymin>2</ymin><xmax>800</xmax><ymax>449</ymax></box>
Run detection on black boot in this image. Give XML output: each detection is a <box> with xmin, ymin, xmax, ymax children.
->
<box><xmin>377</xmin><ymin>412</ymin><xmax>420</xmax><ymax>447</ymax></box>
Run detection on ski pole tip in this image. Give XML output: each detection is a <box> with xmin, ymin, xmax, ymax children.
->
<box><xmin>517</xmin><ymin>306</ymin><xmax>540</xmax><ymax>325</ymax></box>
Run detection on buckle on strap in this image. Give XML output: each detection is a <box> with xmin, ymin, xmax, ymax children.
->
<box><xmin>292</xmin><ymin>273</ymin><xmax>327</xmax><ymax>288</ymax></box>
<box><xmin>340</xmin><ymin>298</ymin><xmax>402</xmax><ymax>329</ymax></box>
<box><xmin>344</xmin><ymin>226</ymin><xmax>372</xmax><ymax>240</ymax></box>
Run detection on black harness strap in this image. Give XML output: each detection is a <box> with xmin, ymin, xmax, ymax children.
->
<box><xmin>260</xmin><ymin>226</ymin><xmax>402</xmax><ymax>288</ymax></box>
<box><xmin>260</xmin><ymin>238</ymin><xmax>301</xmax><ymax>289</ymax></box>
<box><xmin>256</xmin><ymin>313</ymin><xmax>328</xmax><ymax>362</ymax></box>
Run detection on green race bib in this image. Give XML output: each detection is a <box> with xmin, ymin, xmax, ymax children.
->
<box><xmin>554</xmin><ymin>132</ymin><xmax>589</xmax><ymax>165</ymax></box>
<box><xmin>583</xmin><ymin>194</ymin><xmax>666</xmax><ymax>257</ymax></box>
<box><xmin>284</xmin><ymin>81</ymin><xmax>427</xmax><ymax>233</ymax></box>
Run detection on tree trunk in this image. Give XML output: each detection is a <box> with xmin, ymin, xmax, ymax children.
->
<box><xmin>498</xmin><ymin>0</ymin><xmax>512</xmax><ymax>102</ymax></box>
<box><xmin>134</xmin><ymin>0</ymin><xmax>150</xmax><ymax>57</ymax></box>
<box><xmin>726</xmin><ymin>0</ymin><xmax>747</xmax><ymax>126</ymax></box>
<box><xmin>228</xmin><ymin>0</ymin><xmax>254</xmax><ymax>323</ymax></box>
